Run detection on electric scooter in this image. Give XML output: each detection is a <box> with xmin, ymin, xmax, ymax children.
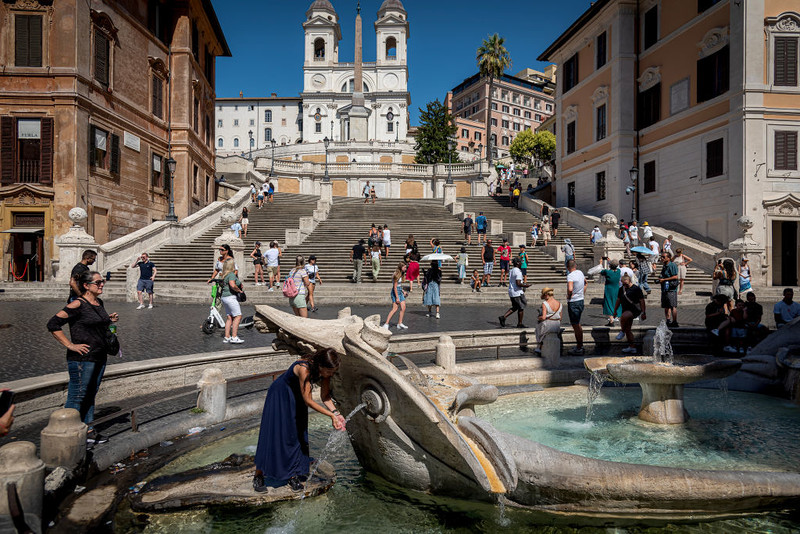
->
<box><xmin>202</xmin><ymin>279</ymin><xmax>254</xmax><ymax>334</ymax></box>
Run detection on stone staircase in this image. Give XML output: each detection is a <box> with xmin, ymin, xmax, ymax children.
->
<box><xmin>109</xmin><ymin>193</ymin><xmax>319</xmax><ymax>282</ymax></box>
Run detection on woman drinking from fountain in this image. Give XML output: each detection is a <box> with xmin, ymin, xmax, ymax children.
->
<box><xmin>253</xmin><ymin>348</ymin><xmax>345</xmax><ymax>493</ymax></box>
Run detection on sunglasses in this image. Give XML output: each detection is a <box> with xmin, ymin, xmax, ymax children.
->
<box><xmin>89</xmin><ymin>280</ymin><xmax>105</xmax><ymax>286</ymax></box>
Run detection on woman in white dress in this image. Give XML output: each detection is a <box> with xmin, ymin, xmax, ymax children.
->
<box><xmin>535</xmin><ymin>287</ymin><xmax>562</xmax><ymax>354</ymax></box>
<box><xmin>672</xmin><ymin>248</ymin><xmax>693</xmax><ymax>295</ymax></box>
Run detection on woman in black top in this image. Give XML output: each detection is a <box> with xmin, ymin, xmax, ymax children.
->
<box><xmin>612</xmin><ymin>274</ymin><xmax>646</xmax><ymax>354</ymax></box>
<box><xmin>250</xmin><ymin>241</ymin><xmax>265</xmax><ymax>286</ymax></box>
<box><xmin>241</xmin><ymin>207</ymin><xmax>250</xmax><ymax>238</ymax></box>
<box><xmin>47</xmin><ymin>271</ymin><xmax>118</xmax><ymax>431</ymax></box>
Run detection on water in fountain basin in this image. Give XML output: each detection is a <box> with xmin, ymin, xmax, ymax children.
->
<box><xmin>653</xmin><ymin>320</ymin><xmax>674</xmax><ymax>364</ymax></box>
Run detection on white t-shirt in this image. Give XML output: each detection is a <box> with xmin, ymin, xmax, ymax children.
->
<box><xmin>649</xmin><ymin>241</ymin><xmax>660</xmax><ymax>256</ymax></box>
<box><xmin>774</xmin><ymin>300</ymin><xmax>800</xmax><ymax>323</ymax></box>
<box><xmin>642</xmin><ymin>226</ymin><xmax>653</xmax><ymax>240</ymax></box>
<box><xmin>619</xmin><ymin>266</ymin><xmax>634</xmax><ymax>286</ymax></box>
<box><xmin>304</xmin><ymin>263</ymin><xmax>318</xmax><ymax>281</ymax></box>
<box><xmin>265</xmin><ymin>248</ymin><xmax>280</xmax><ymax>267</ymax></box>
<box><xmin>508</xmin><ymin>267</ymin><xmax>524</xmax><ymax>297</ymax></box>
<box><xmin>629</xmin><ymin>226</ymin><xmax>639</xmax><ymax>240</ymax></box>
<box><xmin>567</xmin><ymin>269</ymin><xmax>585</xmax><ymax>302</ymax></box>
<box><xmin>215</xmin><ymin>260</ymin><xmax>239</xmax><ymax>273</ymax></box>
<box><xmin>382</xmin><ymin>229</ymin><xmax>391</xmax><ymax>245</ymax></box>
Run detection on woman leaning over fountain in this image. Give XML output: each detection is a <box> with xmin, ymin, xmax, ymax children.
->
<box><xmin>613</xmin><ymin>274</ymin><xmax>646</xmax><ymax>354</ymax></box>
<box><xmin>253</xmin><ymin>348</ymin><xmax>345</xmax><ymax>493</ymax></box>
<box><xmin>47</xmin><ymin>270</ymin><xmax>119</xmax><ymax>445</ymax></box>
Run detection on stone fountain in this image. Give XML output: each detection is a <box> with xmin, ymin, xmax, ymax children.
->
<box><xmin>253</xmin><ymin>306</ymin><xmax>800</xmax><ymax>522</ymax></box>
<box><xmin>584</xmin><ymin>322</ymin><xmax>742</xmax><ymax>424</ymax></box>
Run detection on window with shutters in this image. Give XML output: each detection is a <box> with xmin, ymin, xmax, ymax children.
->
<box><xmin>265</xmin><ymin>128</ymin><xmax>272</xmax><ymax>141</ymax></box>
<box><xmin>1</xmin><ymin>117</ymin><xmax>53</xmax><ymax>185</ymax></box>
<box><xmin>775</xmin><ymin>131</ymin><xmax>798</xmax><ymax>171</ymax></box>
<box><xmin>205</xmin><ymin>115</ymin><xmax>211</xmax><ymax>146</ymax></box>
<box><xmin>94</xmin><ymin>30</ymin><xmax>111</xmax><ymax>87</ymax></box>
<box><xmin>15</xmin><ymin>14</ymin><xmax>43</xmax><ymax>67</ymax></box>
<box><xmin>596</xmin><ymin>104</ymin><xmax>607</xmax><ymax>141</ymax></box>
<box><xmin>638</xmin><ymin>84</ymin><xmax>661</xmax><ymax>129</ymax></box>
<box><xmin>643</xmin><ymin>160</ymin><xmax>656</xmax><ymax>193</ymax></box>
<box><xmin>502</xmin><ymin>120</ymin><xmax>509</xmax><ymax>128</ymax></box>
<box><xmin>567</xmin><ymin>182</ymin><xmax>576</xmax><ymax>208</ymax></box>
<box><xmin>193</xmin><ymin>165</ymin><xmax>199</xmax><ymax>198</ymax></box>
<box><xmin>89</xmin><ymin>126</ymin><xmax>119</xmax><ymax>174</ymax></box>
<box><xmin>697</xmin><ymin>45</ymin><xmax>729</xmax><ymax>102</ymax></box>
<box><xmin>502</xmin><ymin>136</ymin><xmax>509</xmax><ymax>146</ymax></box>
<box><xmin>566</xmin><ymin>121</ymin><xmax>576</xmax><ymax>154</ymax></box>
<box><xmin>151</xmin><ymin>153</ymin><xmax>164</xmax><ymax>189</ymax></box>
<box><xmin>706</xmin><ymin>138</ymin><xmax>724</xmax><ymax>178</ymax></box>
<box><xmin>563</xmin><ymin>53</ymin><xmax>579</xmax><ymax>92</ymax></box>
<box><xmin>596</xmin><ymin>171</ymin><xmax>606</xmax><ymax>201</ymax></box>
<box><xmin>152</xmin><ymin>75</ymin><xmax>164</xmax><ymax>119</ymax></box>
<box><xmin>774</xmin><ymin>37</ymin><xmax>798</xmax><ymax>87</ymax></box>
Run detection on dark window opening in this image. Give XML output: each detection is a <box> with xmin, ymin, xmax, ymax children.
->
<box><xmin>386</xmin><ymin>37</ymin><xmax>397</xmax><ymax>58</ymax></box>
<box><xmin>567</xmin><ymin>182</ymin><xmax>575</xmax><ymax>207</ymax></box>
<box><xmin>637</xmin><ymin>83</ymin><xmax>661</xmax><ymax>129</ymax></box>
<box><xmin>643</xmin><ymin>160</ymin><xmax>656</xmax><ymax>193</ymax></box>
<box><xmin>596</xmin><ymin>171</ymin><xmax>606</xmax><ymax>201</ymax></box>
<box><xmin>706</xmin><ymin>138</ymin><xmax>724</xmax><ymax>178</ymax></box>
<box><xmin>314</xmin><ymin>38</ymin><xmax>325</xmax><ymax>59</ymax></box>
<box><xmin>191</xmin><ymin>20</ymin><xmax>199</xmax><ymax>61</ymax></box>
<box><xmin>775</xmin><ymin>131</ymin><xmax>798</xmax><ymax>171</ymax></box>
<box><xmin>193</xmin><ymin>98</ymin><xmax>199</xmax><ymax>132</ymax></box>
<box><xmin>697</xmin><ymin>45</ymin><xmax>729</xmax><ymax>102</ymax></box>
<box><xmin>596</xmin><ymin>104</ymin><xmax>606</xmax><ymax>141</ymax></box>
<box><xmin>644</xmin><ymin>7</ymin><xmax>658</xmax><ymax>50</ymax></box>
<box><xmin>596</xmin><ymin>32</ymin><xmax>607</xmax><ymax>69</ymax></box>
<box><xmin>204</xmin><ymin>47</ymin><xmax>214</xmax><ymax>82</ymax></box>
<box><xmin>563</xmin><ymin>53</ymin><xmax>579</xmax><ymax>92</ymax></box>
<box><xmin>151</xmin><ymin>153</ymin><xmax>164</xmax><ymax>189</ymax></box>
<box><xmin>15</xmin><ymin>14</ymin><xmax>43</xmax><ymax>67</ymax></box>
<box><xmin>566</xmin><ymin>121</ymin><xmax>576</xmax><ymax>154</ymax></box>
<box><xmin>698</xmin><ymin>0</ymin><xmax>723</xmax><ymax>12</ymax></box>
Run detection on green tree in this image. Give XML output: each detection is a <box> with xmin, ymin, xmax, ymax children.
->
<box><xmin>414</xmin><ymin>99</ymin><xmax>459</xmax><ymax>164</ymax></box>
<box><xmin>509</xmin><ymin>129</ymin><xmax>537</xmax><ymax>164</ymax></box>
<box><xmin>476</xmin><ymin>34</ymin><xmax>512</xmax><ymax>166</ymax></box>
<box><xmin>531</xmin><ymin>130</ymin><xmax>556</xmax><ymax>163</ymax></box>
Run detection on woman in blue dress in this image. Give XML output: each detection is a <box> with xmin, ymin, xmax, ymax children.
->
<box><xmin>423</xmin><ymin>261</ymin><xmax>442</xmax><ymax>319</ymax></box>
<box><xmin>383</xmin><ymin>262</ymin><xmax>408</xmax><ymax>330</ymax></box>
<box><xmin>253</xmin><ymin>348</ymin><xmax>345</xmax><ymax>492</ymax></box>
<box><xmin>600</xmin><ymin>259</ymin><xmax>622</xmax><ymax>325</ymax></box>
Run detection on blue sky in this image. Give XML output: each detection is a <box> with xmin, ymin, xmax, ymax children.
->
<box><xmin>210</xmin><ymin>1</ymin><xmax>592</xmax><ymax>124</ymax></box>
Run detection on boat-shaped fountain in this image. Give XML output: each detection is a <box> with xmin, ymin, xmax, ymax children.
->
<box><xmin>253</xmin><ymin>306</ymin><xmax>800</xmax><ymax>523</ymax></box>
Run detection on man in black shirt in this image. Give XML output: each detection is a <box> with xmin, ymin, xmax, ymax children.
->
<box><xmin>68</xmin><ymin>250</ymin><xmax>97</xmax><ymax>303</ymax></box>
<box><xmin>462</xmin><ymin>214</ymin><xmax>474</xmax><ymax>246</ymax></box>
<box><xmin>551</xmin><ymin>209</ymin><xmax>561</xmax><ymax>237</ymax></box>
<box><xmin>350</xmin><ymin>239</ymin><xmax>366</xmax><ymax>283</ymax></box>
<box><xmin>481</xmin><ymin>239</ymin><xmax>495</xmax><ymax>287</ymax></box>
<box><xmin>130</xmin><ymin>253</ymin><xmax>157</xmax><ymax>309</ymax></box>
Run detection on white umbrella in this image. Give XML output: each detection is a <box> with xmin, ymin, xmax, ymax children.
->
<box><xmin>421</xmin><ymin>253</ymin><xmax>454</xmax><ymax>262</ymax></box>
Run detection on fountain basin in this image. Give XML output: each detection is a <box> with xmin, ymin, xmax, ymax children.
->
<box><xmin>585</xmin><ymin>356</ymin><xmax>742</xmax><ymax>424</ymax></box>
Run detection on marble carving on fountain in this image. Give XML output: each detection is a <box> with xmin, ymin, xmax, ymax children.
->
<box><xmin>254</xmin><ymin>306</ymin><xmax>800</xmax><ymax>522</ymax></box>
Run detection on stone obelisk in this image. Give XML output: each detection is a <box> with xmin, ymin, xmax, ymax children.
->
<box><xmin>349</xmin><ymin>2</ymin><xmax>370</xmax><ymax>141</ymax></box>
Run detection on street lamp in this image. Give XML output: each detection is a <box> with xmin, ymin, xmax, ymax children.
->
<box><xmin>628</xmin><ymin>165</ymin><xmax>639</xmax><ymax>222</ymax></box>
<box><xmin>269</xmin><ymin>138</ymin><xmax>276</xmax><ymax>177</ymax></box>
<box><xmin>323</xmin><ymin>136</ymin><xmax>330</xmax><ymax>182</ymax></box>
<box><xmin>446</xmin><ymin>137</ymin><xmax>455</xmax><ymax>185</ymax></box>
<box><xmin>395</xmin><ymin>121</ymin><xmax>399</xmax><ymax>142</ymax></box>
<box><xmin>248</xmin><ymin>130</ymin><xmax>253</xmax><ymax>160</ymax></box>
<box><xmin>165</xmin><ymin>156</ymin><xmax>177</xmax><ymax>222</ymax></box>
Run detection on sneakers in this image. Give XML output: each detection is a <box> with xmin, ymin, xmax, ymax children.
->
<box><xmin>567</xmin><ymin>347</ymin><xmax>585</xmax><ymax>355</ymax></box>
<box><xmin>148</xmin><ymin>304</ymin><xmax>153</xmax><ymax>309</ymax></box>
<box><xmin>498</xmin><ymin>316</ymin><xmax>506</xmax><ymax>328</ymax></box>
<box><xmin>516</xmin><ymin>323</ymin><xmax>528</xmax><ymax>329</ymax></box>
<box><xmin>136</xmin><ymin>304</ymin><xmax>145</xmax><ymax>310</ymax></box>
<box><xmin>435</xmin><ymin>313</ymin><xmax>440</xmax><ymax>319</ymax></box>
<box><xmin>86</xmin><ymin>433</ymin><xmax>108</xmax><ymax>446</ymax></box>
<box><xmin>615</xmin><ymin>331</ymin><xmax>626</xmax><ymax>341</ymax></box>
<box><xmin>253</xmin><ymin>474</ymin><xmax>268</xmax><ymax>493</ymax></box>
<box><xmin>383</xmin><ymin>323</ymin><xmax>390</xmax><ymax>329</ymax></box>
<box><xmin>723</xmin><ymin>345</ymin><xmax>738</xmax><ymax>354</ymax></box>
<box><xmin>223</xmin><ymin>337</ymin><xmax>231</xmax><ymax>343</ymax></box>
<box><xmin>256</xmin><ymin>283</ymin><xmax>262</xmax><ymax>286</ymax></box>
<box><xmin>669</xmin><ymin>321</ymin><xmax>680</xmax><ymax>328</ymax></box>
<box><xmin>229</xmin><ymin>337</ymin><xmax>244</xmax><ymax>344</ymax></box>
<box><xmin>710</xmin><ymin>328</ymin><xmax>720</xmax><ymax>337</ymax></box>
<box><xmin>397</xmin><ymin>323</ymin><xmax>408</xmax><ymax>330</ymax></box>
<box><xmin>425</xmin><ymin>313</ymin><xmax>431</xmax><ymax>317</ymax></box>
<box><xmin>622</xmin><ymin>347</ymin><xmax>637</xmax><ymax>354</ymax></box>
<box><xmin>268</xmin><ymin>287</ymin><xmax>275</xmax><ymax>292</ymax></box>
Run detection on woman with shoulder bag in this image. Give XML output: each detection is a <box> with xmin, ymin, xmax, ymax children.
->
<box><xmin>613</xmin><ymin>274</ymin><xmax>646</xmax><ymax>354</ymax></box>
<box><xmin>47</xmin><ymin>271</ymin><xmax>119</xmax><ymax>443</ymax></box>
<box><xmin>220</xmin><ymin>259</ymin><xmax>245</xmax><ymax>344</ymax></box>
<box><xmin>714</xmin><ymin>259</ymin><xmax>738</xmax><ymax>313</ymax></box>
<box><xmin>535</xmin><ymin>287</ymin><xmax>562</xmax><ymax>354</ymax></box>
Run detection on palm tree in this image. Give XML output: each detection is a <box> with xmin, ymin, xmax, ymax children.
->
<box><xmin>477</xmin><ymin>34</ymin><xmax>511</xmax><ymax>167</ymax></box>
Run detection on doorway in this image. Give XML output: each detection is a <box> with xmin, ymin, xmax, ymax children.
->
<box><xmin>8</xmin><ymin>230</ymin><xmax>44</xmax><ymax>282</ymax></box>
<box><xmin>772</xmin><ymin>220</ymin><xmax>799</xmax><ymax>286</ymax></box>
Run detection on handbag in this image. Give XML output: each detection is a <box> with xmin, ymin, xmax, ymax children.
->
<box><xmin>236</xmin><ymin>283</ymin><xmax>247</xmax><ymax>302</ymax></box>
<box><xmin>82</xmin><ymin>298</ymin><xmax>120</xmax><ymax>356</ymax></box>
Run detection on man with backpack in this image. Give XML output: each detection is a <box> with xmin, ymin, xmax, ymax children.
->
<box><xmin>462</xmin><ymin>213</ymin><xmax>474</xmax><ymax>246</ymax></box>
<box><xmin>350</xmin><ymin>239</ymin><xmax>367</xmax><ymax>283</ymax></box>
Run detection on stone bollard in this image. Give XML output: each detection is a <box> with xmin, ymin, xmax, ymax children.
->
<box><xmin>0</xmin><ymin>442</ymin><xmax>45</xmax><ymax>534</ymax></box>
<box><xmin>436</xmin><ymin>335</ymin><xmax>457</xmax><ymax>373</ymax></box>
<box><xmin>489</xmin><ymin>219</ymin><xmax>503</xmax><ymax>236</ymax></box>
<box><xmin>450</xmin><ymin>201</ymin><xmax>464</xmax><ymax>216</ymax></box>
<box><xmin>541</xmin><ymin>332</ymin><xmax>562</xmax><ymax>367</ymax></box>
<box><xmin>442</xmin><ymin>183</ymin><xmax>457</xmax><ymax>206</ymax></box>
<box><xmin>40</xmin><ymin>408</ymin><xmax>87</xmax><ymax>471</ymax></box>
<box><xmin>197</xmin><ymin>368</ymin><xmax>227</xmax><ymax>423</ymax></box>
<box><xmin>643</xmin><ymin>330</ymin><xmax>656</xmax><ymax>355</ymax></box>
<box><xmin>510</xmin><ymin>232</ymin><xmax>526</xmax><ymax>247</ymax></box>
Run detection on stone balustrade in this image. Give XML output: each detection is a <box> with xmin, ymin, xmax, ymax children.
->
<box><xmin>256</xmin><ymin>157</ymin><xmax>486</xmax><ymax>181</ymax></box>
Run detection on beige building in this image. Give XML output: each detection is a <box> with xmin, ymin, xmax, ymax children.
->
<box><xmin>540</xmin><ymin>0</ymin><xmax>800</xmax><ymax>286</ymax></box>
<box><xmin>0</xmin><ymin>0</ymin><xmax>230</xmax><ymax>281</ymax></box>
<box><xmin>448</xmin><ymin>71</ymin><xmax>555</xmax><ymax>160</ymax></box>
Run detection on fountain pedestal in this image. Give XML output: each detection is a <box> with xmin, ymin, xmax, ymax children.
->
<box><xmin>639</xmin><ymin>383</ymin><xmax>688</xmax><ymax>424</ymax></box>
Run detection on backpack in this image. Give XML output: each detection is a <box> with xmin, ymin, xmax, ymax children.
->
<box><xmin>282</xmin><ymin>270</ymin><xmax>300</xmax><ymax>297</ymax></box>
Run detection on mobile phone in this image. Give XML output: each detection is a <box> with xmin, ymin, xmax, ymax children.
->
<box><xmin>0</xmin><ymin>390</ymin><xmax>14</xmax><ymax>415</ymax></box>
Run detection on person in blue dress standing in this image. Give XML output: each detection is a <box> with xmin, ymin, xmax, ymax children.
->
<box><xmin>253</xmin><ymin>348</ymin><xmax>345</xmax><ymax>493</ymax></box>
<box><xmin>423</xmin><ymin>261</ymin><xmax>442</xmax><ymax>319</ymax></box>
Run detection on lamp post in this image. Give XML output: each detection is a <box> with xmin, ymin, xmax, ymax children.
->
<box><xmin>248</xmin><ymin>130</ymin><xmax>253</xmax><ymax>160</ymax></box>
<box><xmin>446</xmin><ymin>137</ymin><xmax>455</xmax><ymax>185</ymax></box>
<box><xmin>269</xmin><ymin>138</ymin><xmax>276</xmax><ymax>177</ymax></box>
<box><xmin>629</xmin><ymin>166</ymin><xmax>639</xmax><ymax>222</ymax></box>
<box><xmin>323</xmin><ymin>136</ymin><xmax>330</xmax><ymax>182</ymax></box>
<box><xmin>395</xmin><ymin>121</ymin><xmax>399</xmax><ymax>142</ymax></box>
<box><xmin>478</xmin><ymin>142</ymin><xmax>484</xmax><ymax>173</ymax></box>
<box><xmin>165</xmin><ymin>156</ymin><xmax>177</xmax><ymax>222</ymax></box>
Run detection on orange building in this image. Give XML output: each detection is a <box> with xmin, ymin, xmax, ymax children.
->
<box><xmin>540</xmin><ymin>0</ymin><xmax>800</xmax><ymax>286</ymax></box>
<box><xmin>0</xmin><ymin>0</ymin><xmax>230</xmax><ymax>281</ymax></box>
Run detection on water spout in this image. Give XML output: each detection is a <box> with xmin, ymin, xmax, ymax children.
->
<box><xmin>495</xmin><ymin>494</ymin><xmax>511</xmax><ymax>527</ymax></box>
<box><xmin>653</xmin><ymin>320</ymin><xmax>674</xmax><ymax>364</ymax></box>
<box><xmin>585</xmin><ymin>371</ymin><xmax>608</xmax><ymax>422</ymax></box>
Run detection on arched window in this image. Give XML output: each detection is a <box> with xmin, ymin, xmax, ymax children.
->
<box><xmin>386</xmin><ymin>37</ymin><xmax>397</xmax><ymax>59</ymax></box>
<box><xmin>217</xmin><ymin>138</ymin><xmax>223</xmax><ymax>148</ymax></box>
<box><xmin>265</xmin><ymin>128</ymin><xmax>272</xmax><ymax>141</ymax></box>
<box><xmin>341</xmin><ymin>80</ymin><xmax>370</xmax><ymax>93</ymax></box>
<box><xmin>233</xmin><ymin>137</ymin><xmax>239</xmax><ymax>148</ymax></box>
<box><xmin>314</xmin><ymin>38</ymin><xmax>325</xmax><ymax>59</ymax></box>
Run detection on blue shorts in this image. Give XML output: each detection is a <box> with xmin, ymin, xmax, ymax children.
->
<box><xmin>567</xmin><ymin>300</ymin><xmax>584</xmax><ymax>325</ymax></box>
<box><xmin>499</xmin><ymin>259</ymin><xmax>510</xmax><ymax>272</ymax></box>
<box><xmin>521</xmin><ymin>267</ymin><xmax>527</xmax><ymax>276</ymax></box>
<box><xmin>257</xmin><ymin>194</ymin><xmax>264</xmax><ymax>200</ymax></box>
<box><xmin>477</xmin><ymin>228</ymin><xmax>486</xmax><ymax>234</ymax></box>
<box><xmin>731</xmin><ymin>328</ymin><xmax>747</xmax><ymax>339</ymax></box>
<box><xmin>137</xmin><ymin>279</ymin><xmax>154</xmax><ymax>293</ymax></box>
<box><xmin>391</xmin><ymin>288</ymin><xmax>405</xmax><ymax>303</ymax></box>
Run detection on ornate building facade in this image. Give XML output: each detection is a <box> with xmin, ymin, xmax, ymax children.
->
<box><xmin>0</xmin><ymin>0</ymin><xmax>229</xmax><ymax>281</ymax></box>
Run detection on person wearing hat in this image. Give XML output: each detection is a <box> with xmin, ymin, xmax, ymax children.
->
<box><xmin>250</xmin><ymin>241</ymin><xmax>266</xmax><ymax>286</ymax></box>
<box><xmin>518</xmin><ymin>244</ymin><xmax>529</xmax><ymax>284</ymax></box>
<box><xmin>304</xmin><ymin>255</ymin><xmax>322</xmax><ymax>312</ymax></box>
<box><xmin>641</xmin><ymin>221</ymin><xmax>653</xmax><ymax>242</ymax></box>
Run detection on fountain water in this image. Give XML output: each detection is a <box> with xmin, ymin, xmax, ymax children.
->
<box><xmin>585</xmin><ymin>371</ymin><xmax>609</xmax><ymax>422</ymax></box>
<box><xmin>652</xmin><ymin>320</ymin><xmax>674</xmax><ymax>364</ymax></box>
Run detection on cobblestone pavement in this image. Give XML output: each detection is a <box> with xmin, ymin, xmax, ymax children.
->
<box><xmin>1</xmin><ymin>298</ymin><xmax>771</xmax><ymax>383</ymax></box>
